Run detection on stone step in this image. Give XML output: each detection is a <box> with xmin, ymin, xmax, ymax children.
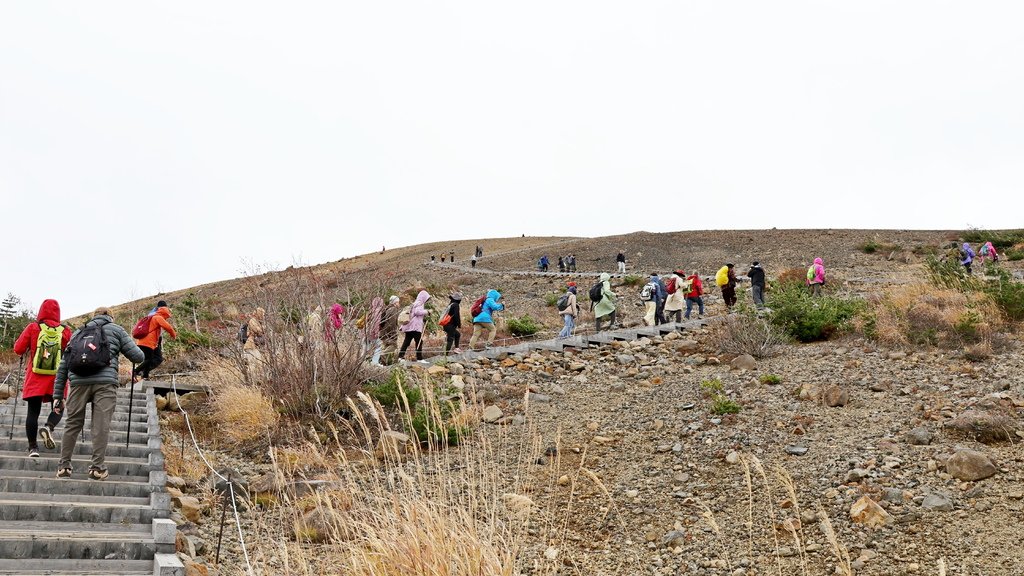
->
<box><xmin>0</xmin><ymin>416</ymin><xmax>153</xmax><ymax>433</ymax></box>
<box><xmin>0</xmin><ymin>468</ymin><xmax>159</xmax><ymax>487</ymax></box>
<box><xmin>0</xmin><ymin>520</ymin><xmax>156</xmax><ymax>560</ymax></box>
<box><xmin>0</xmin><ymin>451</ymin><xmax>155</xmax><ymax>478</ymax></box>
<box><xmin>3</xmin><ymin>438</ymin><xmax>151</xmax><ymax>458</ymax></box>
<box><xmin>0</xmin><ymin>495</ymin><xmax>160</xmax><ymax>524</ymax></box>
<box><xmin>0</xmin><ymin>474</ymin><xmax>156</xmax><ymax>498</ymax></box>
<box><xmin>0</xmin><ymin>558</ymin><xmax>153</xmax><ymax>575</ymax></box>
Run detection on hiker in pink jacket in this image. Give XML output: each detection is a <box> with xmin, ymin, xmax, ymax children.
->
<box><xmin>399</xmin><ymin>290</ymin><xmax>431</xmax><ymax>361</ymax></box>
<box><xmin>807</xmin><ymin>258</ymin><xmax>826</xmax><ymax>297</ymax></box>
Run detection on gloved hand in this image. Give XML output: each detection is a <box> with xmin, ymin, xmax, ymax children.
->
<box><xmin>53</xmin><ymin>398</ymin><xmax>64</xmax><ymax>414</ymax></box>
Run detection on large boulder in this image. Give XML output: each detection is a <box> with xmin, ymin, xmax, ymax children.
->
<box><xmin>730</xmin><ymin>354</ymin><xmax>757</xmax><ymax>371</ymax></box>
<box><xmin>945</xmin><ymin>409</ymin><xmax>1018</xmax><ymax>444</ymax></box>
<box><xmin>945</xmin><ymin>449</ymin><xmax>997</xmax><ymax>481</ymax></box>
<box><xmin>823</xmin><ymin>385</ymin><xmax>849</xmax><ymax>407</ymax></box>
<box><xmin>482</xmin><ymin>405</ymin><xmax>504</xmax><ymax>423</ymax></box>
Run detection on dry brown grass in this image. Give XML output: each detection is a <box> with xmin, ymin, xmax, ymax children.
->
<box><xmin>868</xmin><ymin>283</ymin><xmax>1003</xmax><ymax>349</ymax></box>
<box><xmin>211</xmin><ymin>380</ymin><xmax>279</xmax><ymax>448</ymax></box>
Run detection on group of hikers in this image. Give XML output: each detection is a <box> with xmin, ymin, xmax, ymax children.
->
<box><xmin>959</xmin><ymin>241</ymin><xmax>1000</xmax><ymax>274</ymax></box>
<box><xmin>535</xmin><ymin>255</ymin><xmax>578</xmax><ymax>273</ymax></box>
<box><xmin>429</xmin><ymin>246</ymin><xmax>483</xmax><ymax>268</ymax></box>
<box><xmin>11</xmin><ymin>298</ymin><xmax>178</xmax><ymax>479</ymax></box>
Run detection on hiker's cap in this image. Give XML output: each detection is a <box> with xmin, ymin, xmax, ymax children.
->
<box><xmin>752</xmin><ymin>261</ymin><xmax>759</xmax><ymax>266</ymax></box>
<box><xmin>567</xmin><ymin>281</ymin><xmax>577</xmax><ymax>287</ymax></box>
<box><xmin>450</xmin><ymin>291</ymin><xmax>463</xmax><ymax>301</ymax></box>
<box><xmin>156</xmin><ymin>300</ymin><xmax>169</xmax><ymax>308</ymax></box>
<box><xmin>674</xmin><ymin>270</ymin><xmax>685</xmax><ymax>277</ymax></box>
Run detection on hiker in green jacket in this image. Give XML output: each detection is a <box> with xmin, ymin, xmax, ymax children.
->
<box><xmin>593</xmin><ymin>273</ymin><xmax>617</xmax><ymax>331</ymax></box>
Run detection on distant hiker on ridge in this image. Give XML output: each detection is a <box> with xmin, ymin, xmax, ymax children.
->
<box><xmin>558</xmin><ymin>256</ymin><xmax>566</xmax><ymax>273</ymax></box>
<box><xmin>747</xmin><ymin>261</ymin><xmax>767</xmax><ymax>309</ymax></box>
<box><xmin>616</xmin><ymin>251</ymin><xmax>626</xmax><ymax>274</ymax></box>
<box><xmin>592</xmin><ymin>272</ymin><xmax>617</xmax><ymax>331</ymax></box>
<box><xmin>568</xmin><ymin>254</ymin><xmax>577</xmax><ymax>272</ymax></box>
<box><xmin>960</xmin><ymin>243</ymin><xmax>975</xmax><ymax>274</ymax></box>
<box><xmin>13</xmin><ymin>299</ymin><xmax>70</xmax><ymax>457</ymax></box>
<box><xmin>132</xmin><ymin>300</ymin><xmax>177</xmax><ymax>383</ymax></box>
<box><xmin>53</xmin><ymin>306</ymin><xmax>145</xmax><ymax>480</ymax></box>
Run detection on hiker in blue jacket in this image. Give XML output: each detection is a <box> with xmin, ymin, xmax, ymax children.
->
<box><xmin>470</xmin><ymin>289</ymin><xmax>504</xmax><ymax>350</ymax></box>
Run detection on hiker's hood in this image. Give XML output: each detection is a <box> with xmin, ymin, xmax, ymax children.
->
<box><xmin>155</xmin><ymin>306</ymin><xmax>172</xmax><ymax>319</ymax></box>
<box><xmin>813</xmin><ymin>258</ymin><xmax>823</xmax><ymax>266</ymax></box>
<box><xmin>486</xmin><ymin>289</ymin><xmax>501</xmax><ymax>301</ymax></box>
<box><xmin>37</xmin><ymin>299</ymin><xmax>61</xmax><ymax>325</ymax></box>
<box><xmin>415</xmin><ymin>290</ymin><xmax>431</xmax><ymax>305</ymax></box>
<box><xmin>600</xmin><ymin>273</ymin><xmax>610</xmax><ymax>282</ymax></box>
<box><xmin>568</xmin><ymin>286</ymin><xmax>577</xmax><ymax>294</ymax></box>
<box><xmin>963</xmin><ymin>243</ymin><xmax>972</xmax><ymax>252</ymax></box>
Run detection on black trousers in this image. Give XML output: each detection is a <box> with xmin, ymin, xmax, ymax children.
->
<box><xmin>136</xmin><ymin>345</ymin><xmax>163</xmax><ymax>378</ymax></box>
<box><xmin>399</xmin><ymin>331</ymin><xmax>423</xmax><ymax>360</ymax></box>
<box><xmin>25</xmin><ymin>396</ymin><xmax>62</xmax><ymax>447</ymax></box>
<box><xmin>444</xmin><ymin>328</ymin><xmax>461</xmax><ymax>353</ymax></box>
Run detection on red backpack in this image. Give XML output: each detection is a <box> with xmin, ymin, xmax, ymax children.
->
<box><xmin>131</xmin><ymin>314</ymin><xmax>153</xmax><ymax>339</ymax></box>
<box><xmin>470</xmin><ymin>294</ymin><xmax>487</xmax><ymax>317</ymax></box>
<box><xmin>665</xmin><ymin>277</ymin><xmax>677</xmax><ymax>294</ymax></box>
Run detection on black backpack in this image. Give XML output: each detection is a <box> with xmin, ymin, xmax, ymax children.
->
<box><xmin>67</xmin><ymin>319</ymin><xmax>111</xmax><ymax>377</ymax></box>
<box><xmin>238</xmin><ymin>322</ymin><xmax>249</xmax><ymax>344</ymax></box>
<box><xmin>556</xmin><ymin>293</ymin><xmax>570</xmax><ymax>311</ymax></box>
<box><xmin>589</xmin><ymin>282</ymin><xmax>604</xmax><ymax>303</ymax></box>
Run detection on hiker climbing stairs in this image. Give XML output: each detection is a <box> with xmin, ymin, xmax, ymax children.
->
<box><xmin>0</xmin><ymin>386</ymin><xmax>183</xmax><ymax>575</ymax></box>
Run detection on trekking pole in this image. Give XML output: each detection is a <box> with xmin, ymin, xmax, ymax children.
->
<box><xmin>215</xmin><ymin>472</ymin><xmax>231</xmax><ymax>565</ymax></box>
<box><xmin>9</xmin><ymin>355</ymin><xmax>24</xmax><ymax>440</ymax></box>
<box><xmin>126</xmin><ymin>363</ymin><xmax>136</xmax><ymax>448</ymax></box>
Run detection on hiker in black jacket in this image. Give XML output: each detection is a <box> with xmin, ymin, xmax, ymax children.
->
<box><xmin>747</xmin><ymin>262</ymin><xmax>767</xmax><ymax>309</ymax></box>
<box><xmin>442</xmin><ymin>292</ymin><xmax>463</xmax><ymax>355</ymax></box>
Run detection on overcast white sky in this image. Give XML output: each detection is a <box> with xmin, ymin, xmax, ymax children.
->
<box><xmin>2</xmin><ymin>1</ymin><xmax>1022</xmax><ymax>318</ymax></box>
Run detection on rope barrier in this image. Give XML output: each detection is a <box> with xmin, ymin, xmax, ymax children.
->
<box><xmin>171</xmin><ymin>374</ymin><xmax>254</xmax><ymax>575</ymax></box>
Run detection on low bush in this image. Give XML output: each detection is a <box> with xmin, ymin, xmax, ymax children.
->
<box><xmin>710</xmin><ymin>396</ymin><xmax>742</xmax><ymax>415</ymax></box>
<box><xmin>364</xmin><ymin>369</ymin><xmax>422</xmax><ymax>410</ymax></box>
<box><xmin>622</xmin><ymin>274</ymin><xmax>644</xmax><ymax>287</ymax></box>
<box><xmin>866</xmin><ymin>284</ymin><xmax>1002</xmax><ymax>348</ymax></box>
<box><xmin>506</xmin><ymin>315</ymin><xmax>540</xmax><ymax>336</ymax></box>
<box><xmin>767</xmin><ymin>282</ymin><xmax>862</xmax><ymax>342</ymax></box>
<box><xmin>759</xmin><ymin>374</ymin><xmax>782</xmax><ymax>385</ymax></box>
<box><xmin>717</xmin><ymin>309</ymin><xmax>788</xmax><ymax>359</ymax></box>
<box><xmin>212</xmin><ymin>380</ymin><xmax>280</xmax><ymax>448</ymax></box>
<box><xmin>960</xmin><ymin>229</ymin><xmax>1024</xmax><ymax>248</ymax></box>
<box><xmin>859</xmin><ymin>239</ymin><xmax>900</xmax><ymax>254</ymax></box>
<box><xmin>543</xmin><ymin>293</ymin><xmax>560</xmax><ymax>308</ymax></box>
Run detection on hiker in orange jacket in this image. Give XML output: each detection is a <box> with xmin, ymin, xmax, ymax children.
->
<box><xmin>133</xmin><ymin>300</ymin><xmax>177</xmax><ymax>382</ymax></box>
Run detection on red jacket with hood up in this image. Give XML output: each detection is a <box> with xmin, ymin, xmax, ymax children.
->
<box><xmin>13</xmin><ymin>299</ymin><xmax>71</xmax><ymax>400</ymax></box>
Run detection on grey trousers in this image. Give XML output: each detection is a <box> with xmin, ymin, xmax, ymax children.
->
<box><xmin>59</xmin><ymin>383</ymin><xmax>118</xmax><ymax>472</ymax></box>
<box><xmin>752</xmin><ymin>285</ymin><xmax>765</xmax><ymax>307</ymax></box>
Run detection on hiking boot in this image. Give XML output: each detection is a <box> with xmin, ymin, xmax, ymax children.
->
<box><xmin>29</xmin><ymin>446</ymin><xmax>39</xmax><ymax>458</ymax></box>
<box><xmin>40</xmin><ymin>427</ymin><xmax>55</xmax><ymax>450</ymax></box>
<box><xmin>452</xmin><ymin>348</ymin><xmax>462</xmax><ymax>354</ymax></box>
<box><xmin>56</xmin><ymin>467</ymin><xmax>72</xmax><ymax>478</ymax></box>
<box><xmin>88</xmin><ymin>468</ymin><xmax>109</xmax><ymax>481</ymax></box>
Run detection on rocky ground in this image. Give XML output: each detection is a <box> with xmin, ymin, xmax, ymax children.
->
<box><xmin>447</xmin><ymin>327</ymin><xmax>1024</xmax><ymax>575</ymax></box>
<box><xmin>108</xmin><ymin>229</ymin><xmax>1024</xmax><ymax>575</ymax></box>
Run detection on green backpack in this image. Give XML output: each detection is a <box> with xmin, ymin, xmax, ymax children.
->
<box><xmin>32</xmin><ymin>323</ymin><xmax>65</xmax><ymax>375</ymax></box>
<box><xmin>806</xmin><ymin>266</ymin><xmax>815</xmax><ymax>282</ymax></box>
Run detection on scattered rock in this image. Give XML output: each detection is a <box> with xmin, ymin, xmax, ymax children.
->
<box><xmin>482</xmin><ymin>405</ymin><xmax>504</xmax><ymax>424</ymax></box>
<box><xmin>178</xmin><ymin>496</ymin><xmax>204</xmax><ymax>523</ymax></box>
<box><xmin>905</xmin><ymin>427</ymin><xmax>933</xmax><ymax>446</ymax></box>
<box><xmin>945</xmin><ymin>449</ymin><xmax>997</xmax><ymax>481</ymax></box>
<box><xmin>730</xmin><ymin>354</ymin><xmax>756</xmax><ymax>371</ymax></box>
<box><xmin>945</xmin><ymin>409</ymin><xmax>1018</xmax><ymax>444</ymax></box>
<box><xmin>921</xmin><ymin>491</ymin><xmax>954</xmax><ymax>512</ymax></box>
<box><xmin>175</xmin><ymin>391</ymin><xmax>210</xmax><ymax>411</ymax></box>
<box><xmin>850</xmin><ymin>495</ymin><xmax>890</xmax><ymax>527</ymax></box>
<box><xmin>616</xmin><ymin>354</ymin><xmax>636</xmax><ymax>365</ymax></box>
<box><xmin>784</xmin><ymin>445</ymin><xmax>808</xmax><ymax>456</ymax></box>
<box><xmin>823</xmin><ymin>385</ymin><xmax>849</xmax><ymax>407</ymax></box>
<box><xmin>725</xmin><ymin>451</ymin><xmax>741</xmax><ymax>465</ymax></box>
<box><xmin>660</xmin><ymin>530</ymin><xmax>686</xmax><ymax>548</ymax></box>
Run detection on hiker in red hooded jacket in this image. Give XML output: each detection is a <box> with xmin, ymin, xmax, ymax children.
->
<box><xmin>12</xmin><ymin>299</ymin><xmax>70</xmax><ymax>457</ymax></box>
<box><xmin>132</xmin><ymin>300</ymin><xmax>177</xmax><ymax>382</ymax></box>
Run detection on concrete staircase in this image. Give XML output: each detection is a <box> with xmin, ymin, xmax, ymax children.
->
<box><xmin>0</xmin><ymin>386</ymin><xmax>183</xmax><ymax>575</ymax></box>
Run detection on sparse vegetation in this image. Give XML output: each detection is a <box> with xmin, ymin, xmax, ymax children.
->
<box><xmin>859</xmin><ymin>239</ymin><xmax>900</xmax><ymax>254</ymax></box>
<box><xmin>506</xmin><ymin>314</ymin><xmax>540</xmax><ymax>336</ymax></box>
<box><xmin>717</xmin><ymin>308</ymin><xmax>788</xmax><ymax>358</ymax></box>
<box><xmin>622</xmin><ymin>274</ymin><xmax>644</xmax><ymax>287</ymax></box>
<box><xmin>767</xmin><ymin>281</ymin><xmax>862</xmax><ymax>342</ymax></box>
<box><xmin>759</xmin><ymin>373</ymin><xmax>782</xmax><ymax>385</ymax></box>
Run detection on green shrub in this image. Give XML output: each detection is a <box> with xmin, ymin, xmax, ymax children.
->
<box><xmin>767</xmin><ymin>282</ymin><xmax>862</xmax><ymax>342</ymax></box>
<box><xmin>164</xmin><ymin>327</ymin><xmax>217</xmax><ymax>356</ymax></box>
<box><xmin>953</xmin><ymin>310</ymin><xmax>983</xmax><ymax>343</ymax></box>
<box><xmin>700</xmin><ymin>379</ymin><xmax>724</xmax><ymax>394</ymax></box>
<box><xmin>506</xmin><ymin>315</ymin><xmax>540</xmax><ymax>336</ymax></box>
<box><xmin>759</xmin><ymin>374</ymin><xmax>782</xmax><ymax>385</ymax></box>
<box><xmin>544</xmin><ymin>293</ymin><xmax>560</xmax><ymax>308</ymax></box>
<box><xmin>984</xmin><ymin>270</ymin><xmax>1024</xmax><ymax>321</ymax></box>
<box><xmin>710</xmin><ymin>396</ymin><xmax>742</xmax><ymax>415</ymax></box>
<box><xmin>1006</xmin><ymin>249</ymin><xmax>1024</xmax><ymax>261</ymax></box>
<box><xmin>960</xmin><ymin>229</ymin><xmax>1024</xmax><ymax>249</ymax></box>
<box><xmin>408</xmin><ymin>400</ymin><xmax>467</xmax><ymax>447</ymax></box>
<box><xmin>364</xmin><ymin>369</ymin><xmax>422</xmax><ymax>410</ymax></box>
<box><xmin>622</xmin><ymin>274</ymin><xmax>644</xmax><ymax>287</ymax></box>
